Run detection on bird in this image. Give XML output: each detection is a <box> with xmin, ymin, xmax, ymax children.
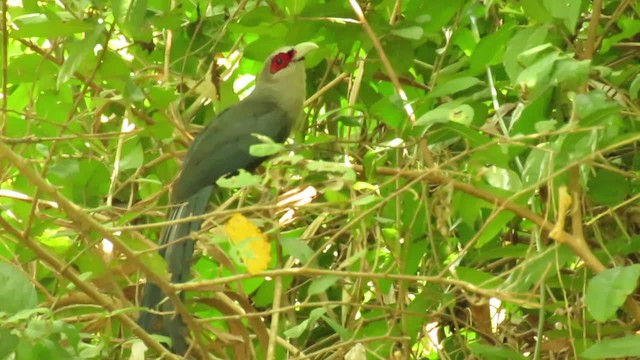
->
<box><xmin>138</xmin><ymin>42</ymin><xmax>318</xmax><ymax>355</ymax></box>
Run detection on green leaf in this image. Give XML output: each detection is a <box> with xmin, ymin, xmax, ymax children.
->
<box><xmin>119</xmin><ymin>140</ymin><xmax>144</xmax><ymax>171</ymax></box>
<box><xmin>112</xmin><ymin>0</ymin><xmax>149</xmax><ymax>41</ymax></box>
<box><xmin>521</xmin><ymin>145</ymin><xmax>552</xmax><ymax>186</ymax></box>
<box><xmin>601</xmin><ymin>19</ymin><xmax>640</xmax><ymax>52</ymax></box>
<box><xmin>6</xmin><ymin>308</ymin><xmax>52</xmax><ymax>323</ymax></box>
<box><xmin>216</xmin><ymin>170</ymin><xmax>262</xmax><ymax>189</ymax></box>
<box><xmin>455</xmin><ymin>267</ymin><xmax>504</xmax><ymax>289</ymax></box>
<box><xmin>517</xmin><ymin>43</ymin><xmax>555</xmax><ymax>66</ymax></box>
<box><xmin>49</xmin><ymin>159</ymin><xmax>80</xmax><ymax>180</ymax></box>
<box><xmin>582</xmin><ymin>335</ymin><xmax>640</xmax><ymax>359</ymax></box>
<box><xmin>0</xmin><ymin>328</ymin><xmax>18</xmax><ymax>359</ymax></box>
<box><xmin>57</xmin><ymin>23</ymin><xmax>105</xmax><ymax>89</ymax></box>
<box><xmin>469</xmin><ymin>343</ymin><xmax>528</xmax><ymax>360</ymax></box>
<box><xmin>415</xmin><ymin>103</ymin><xmax>472</xmax><ymax>127</ymax></box>
<box><xmin>520</xmin><ymin>0</ymin><xmax>553</xmax><ymax>23</ymax></box>
<box><xmin>280</xmin><ymin>237</ymin><xmax>315</xmax><ymax>265</ymax></box>
<box><xmin>308</xmin><ymin>275</ymin><xmax>340</xmax><ymax>296</ymax></box>
<box><xmin>534</xmin><ymin>119</ymin><xmax>557</xmax><ymax>133</ymax></box>
<box><xmin>281</xmin><ymin>0</ymin><xmax>308</xmax><ymax>14</ymax></box>
<box><xmin>249</xmin><ymin>143</ymin><xmax>285</xmax><ymax>157</ymax></box>
<box><xmin>483</xmin><ymin>166</ymin><xmax>522</xmax><ymax>192</ymax></box>
<box><xmin>542</xmin><ymin>0</ymin><xmax>582</xmax><ymax>32</ymax></box>
<box><xmin>352</xmin><ymin>194</ymin><xmax>379</xmax><ymax>206</ymax></box>
<box><xmin>8</xmin><ymin>54</ymin><xmax>57</xmax><ymax>83</ymax></box>
<box><xmin>284</xmin><ymin>307</ymin><xmax>326</xmax><ymax>338</ymax></box>
<box><xmin>470</xmin><ymin>244</ymin><xmax>531</xmax><ymax>263</ymax></box>
<box><xmin>11</xmin><ymin>14</ymin><xmax>95</xmax><ymax>37</ymax></box>
<box><xmin>406</xmin><ymin>0</ymin><xmax>464</xmax><ymax>33</ymax></box>
<box><xmin>390</xmin><ymin>26</ymin><xmax>424</xmax><ymax>40</ymax></box>
<box><xmin>470</xmin><ymin>24</ymin><xmax>515</xmax><ymax>72</ymax></box>
<box><xmin>586</xmin><ymin>265</ymin><xmax>640</xmax><ymax>322</ymax></box>
<box><xmin>253</xmin><ymin>280</ymin><xmax>275</xmax><ymax>307</ymax></box>
<box><xmin>504</xmin><ymin>26</ymin><xmax>549</xmax><ymax>82</ymax></box>
<box><xmin>306</xmin><ymin>161</ymin><xmax>356</xmax><ymax>182</ymax></box>
<box><xmin>427</xmin><ymin>77</ymin><xmax>483</xmax><ymax>98</ymax></box>
<box><xmin>147</xmin><ymin>86</ymin><xmax>180</xmax><ymax>110</ymax></box>
<box><xmin>588</xmin><ymin>169</ymin><xmax>629</xmax><ymax>206</ymax></box>
<box><xmin>433</xmin><ymin>122</ymin><xmax>492</xmax><ymax>147</ymax></box>
<box><xmin>476</xmin><ymin>211</ymin><xmax>515</xmax><ymax>248</ymax></box>
<box><xmin>516</xmin><ymin>51</ymin><xmax>560</xmax><ymax>88</ymax></box>
<box><xmin>36</xmin><ymin>230</ymin><xmax>73</xmax><ymax>256</ymax></box>
<box><xmin>551</xmin><ymin>58</ymin><xmax>591</xmax><ymax>87</ymax></box>
<box><xmin>574</xmin><ymin>91</ymin><xmax>620</xmax><ymax>120</ymax></box>
<box><xmin>450</xmin><ymin>104</ymin><xmax>474</xmax><ymax>126</ymax></box>
<box><xmin>630</xmin><ymin>74</ymin><xmax>640</xmax><ymax>100</ymax></box>
<box><xmin>381</xmin><ymin>37</ymin><xmax>414</xmax><ymax>74</ymax></box>
<box><xmin>0</xmin><ymin>262</ymin><xmax>37</xmax><ymax>315</ymax></box>
<box><xmin>322</xmin><ymin>315</ymin><xmax>352</xmax><ymax>340</ymax></box>
<box><xmin>504</xmin><ymin>246</ymin><xmax>574</xmax><ymax>292</ymax></box>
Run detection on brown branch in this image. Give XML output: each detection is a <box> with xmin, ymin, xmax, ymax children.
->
<box><xmin>583</xmin><ymin>0</ymin><xmax>604</xmax><ymax>59</ymax></box>
<box><xmin>0</xmin><ymin>130</ymin><xmax>141</xmax><ymax>144</ymax></box>
<box><xmin>0</xmin><ymin>217</ymin><xmax>178</xmax><ymax>358</ymax></box>
<box><xmin>372</xmin><ymin>72</ymin><xmax>431</xmax><ymax>91</ymax></box>
<box><xmin>17</xmin><ymin>38</ymin><xmax>155</xmax><ymax>126</ymax></box>
<box><xmin>594</xmin><ymin>0</ymin><xmax>631</xmax><ymax>52</ymax></box>
<box><xmin>566</xmin><ymin>2</ymin><xmax>640</xmax><ymax>321</ymax></box>
<box><xmin>348</xmin><ymin>0</ymin><xmax>435</xmax><ymax>167</ymax></box>
<box><xmin>0</xmin><ymin>141</ymin><xmax>188</xmax><ymax>358</ymax></box>
<box><xmin>178</xmin><ymin>267</ymin><xmax>539</xmax><ymax>308</ymax></box>
<box><xmin>1</xmin><ymin>0</ymin><xmax>7</xmax><ymax>136</ymax></box>
<box><xmin>305</xmin><ymin>71</ymin><xmax>349</xmax><ymax>106</ymax></box>
<box><xmin>364</xmin><ymin>164</ymin><xmax>640</xmax><ymax>321</ymax></box>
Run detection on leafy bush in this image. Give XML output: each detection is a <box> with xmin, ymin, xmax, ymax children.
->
<box><xmin>1</xmin><ymin>0</ymin><xmax>639</xmax><ymax>359</ymax></box>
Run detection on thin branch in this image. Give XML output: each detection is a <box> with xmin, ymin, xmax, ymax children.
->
<box><xmin>0</xmin><ymin>141</ymin><xmax>191</xmax><ymax>357</ymax></box>
<box><xmin>178</xmin><ymin>268</ymin><xmax>539</xmax><ymax>308</ymax></box>
<box><xmin>1</xmin><ymin>0</ymin><xmax>7</xmax><ymax>135</ymax></box>
<box><xmin>348</xmin><ymin>0</ymin><xmax>435</xmax><ymax>167</ymax></box>
<box><xmin>0</xmin><ymin>216</ymin><xmax>179</xmax><ymax>359</ymax></box>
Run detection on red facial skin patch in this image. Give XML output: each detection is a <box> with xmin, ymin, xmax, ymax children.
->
<box><xmin>270</xmin><ymin>50</ymin><xmax>296</xmax><ymax>74</ymax></box>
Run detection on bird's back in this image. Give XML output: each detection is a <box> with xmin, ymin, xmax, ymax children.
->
<box><xmin>172</xmin><ymin>98</ymin><xmax>295</xmax><ymax>203</ymax></box>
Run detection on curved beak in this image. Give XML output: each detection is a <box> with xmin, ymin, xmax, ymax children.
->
<box><xmin>293</xmin><ymin>42</ymin><xmax>319</xmax><ymax>61</ymax></box>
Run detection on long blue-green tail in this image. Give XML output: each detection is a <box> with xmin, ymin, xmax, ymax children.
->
<box><xmin>138</xmin><ymin>186</ymin><xmax>213</xmax><ymax>355</ymax></box>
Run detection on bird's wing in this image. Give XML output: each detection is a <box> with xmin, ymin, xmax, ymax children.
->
<box><xmin>172</xmin><ymin>99</ymin><xmax>294</xmax><ymax>202</ymax></box>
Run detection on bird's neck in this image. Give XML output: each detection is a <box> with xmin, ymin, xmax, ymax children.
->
<box><xmin>250</xmin><ymin>75</ymin><xmax>306</xmax><ymax>122</ymax></box>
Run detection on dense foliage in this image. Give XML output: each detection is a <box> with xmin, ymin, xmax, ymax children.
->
<box><xmin>1</xmin><ymin>0</ymin><xmax>640</xmax><ymax>359</ymax></box>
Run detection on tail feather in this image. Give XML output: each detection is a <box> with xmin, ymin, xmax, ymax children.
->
<box><xmin>138</xmin><ymin>186</ymin><xmax>214</xmax><ymax>354</ymax></box>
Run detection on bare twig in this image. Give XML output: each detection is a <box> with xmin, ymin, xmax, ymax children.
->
<box><xmin>348</xmin><ymin>0</ymin><xmax>435</xmax><ymax>167</ymax></box>
<box><xmin>0</xmin><ymin>141</ymin><xmax>192</xmax><ymax>357</ymax></box>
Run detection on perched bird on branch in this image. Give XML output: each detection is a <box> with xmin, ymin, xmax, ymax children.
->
<box><xmin>138</xmin><ymin>42</ymin><xmax>319</xmax><ymax>355</ymax></box>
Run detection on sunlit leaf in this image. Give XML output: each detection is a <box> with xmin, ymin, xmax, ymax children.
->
<box><xmin>427</xmin><ymin>77</ymin><xmax>483</xmax><ymax>99</ymax></box>
<box><xmin>284</xmin><ymin>307</ymin><xmax>326</xmax><ymax>338</ymax></box>
<box><xmin>629</xmin><ymin>74</ymin><xmax>640</xmax><ymax>100</ymax></box>
<box><xmin>250</xmin><ymin>143</ymin><xmax>285</xmax><ymax>157</ymax></box>
<box><xmin>588</xmin><ymin>169</ymin><xmax>629</xmax><ymax>206</ymax></box>
<box><xmin>586</xmin><ymin>265</ymin><xmax>640</xmax><ymax>322</ymax></box>
<box><xmin>57</xmin><ymin>23</ymin><xmax>105</xmax><ymax>88</ymax></box>
<box><xmin>217</xmin><ymin>170</ymin><xmax>262</xmax><ymax>189</ymax></box>
<box><xmin>391</xmin><ymin>26</ymin><xmax>424</xmax><ymax>40</ymax></box>
<box><xmin>0</xmin><ymin>262</ymin><xmax>37</xmax><ymax>315</ymax></box>
<box><xmin>542</xmin><ymin>0</ymin><xmax>582</xmax><ymax>33</ymax></box>
<box><xmin>582</xmin><ymin>335</ymin><xmax>640</xmax><ymax>359</ymax></box>
<box><xmin>308</xmin><ymin>275</ymin><xmax>340</xmax><ymax>296</ymax></box>
<box><xmin>469</xmin><ymin>343</ymin><xmax>528</xmax><ymax>360</ymax></box>
<box><xmin>224</xmin><ymin>214</ymin><xmax>271</xmax><ymax>274</ymax></box>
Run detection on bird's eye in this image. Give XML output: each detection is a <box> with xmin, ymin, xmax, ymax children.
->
<box><xmin>270</xmin><ymin>51</ymin><xmax>294</xmax><ymax>74</ymax></box>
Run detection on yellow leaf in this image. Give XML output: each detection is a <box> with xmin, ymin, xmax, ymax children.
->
<box><xmin>224</xmin><ymin>214</ymin><xmax>271</xmax><ymax>274</ymax></box>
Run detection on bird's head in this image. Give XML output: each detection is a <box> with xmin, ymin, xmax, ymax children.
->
<box><xmin>252</xmin><ymin>42</ymin><xmax>318</xmax><ymax>116</ymax></box>
<box><xmin>256</xmin><ymin>42</ymin><xmax>318</xmax><ymax>86</ymax></box>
